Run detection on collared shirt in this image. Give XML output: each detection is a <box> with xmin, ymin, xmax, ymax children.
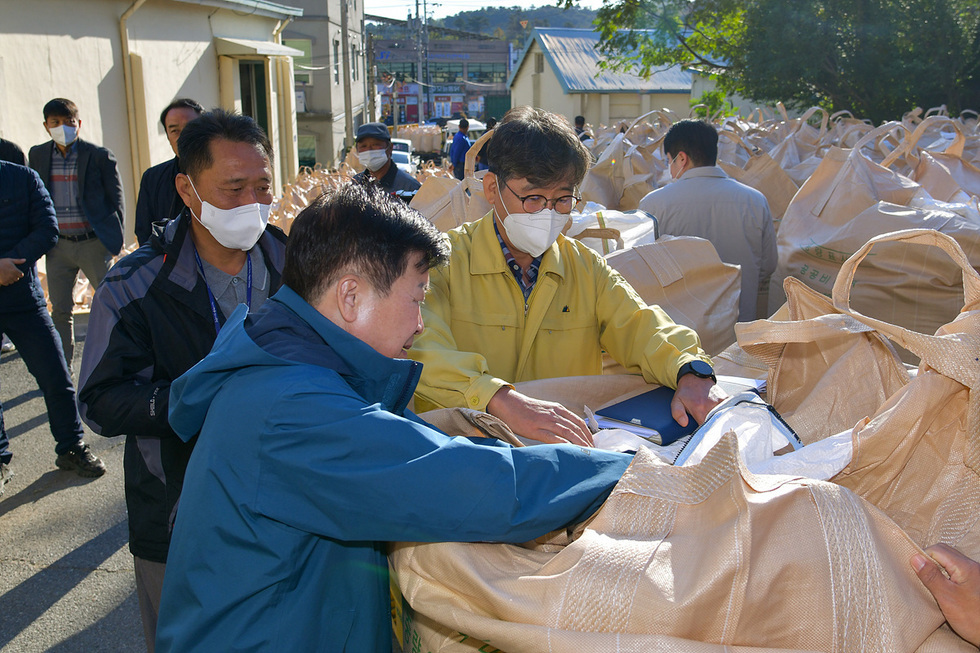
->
<box><xmin>49</xmin><ymin>144</ymin><xmax>91</xmax><ymax>236</ymax></box>
<box><xmin>493</xmin><ymin>217</ymin><xmax>541</xmax><ymax>303</ymax></box>
<box><xmin>352</xmin><ymin>161</ymin><xmax>421</xmax><ymax>198</ymax></box>
<box><xmin>198</xmin><ymin>245</ymin><xmax>270</xmax><ymax>321</ymax></box>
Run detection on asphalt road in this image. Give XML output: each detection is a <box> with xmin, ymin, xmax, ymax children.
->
<box><xmin>0</xmin><ymin>337</ymin><xmax>144</xmax><ymax>652</ymax></box>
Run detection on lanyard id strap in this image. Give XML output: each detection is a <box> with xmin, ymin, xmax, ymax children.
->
<box><xmin>194</xmin><ymin>250</ymin><xmax>252</xmax><ymax>333</ymax></box>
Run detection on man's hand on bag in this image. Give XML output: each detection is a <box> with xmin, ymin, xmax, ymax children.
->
<box><xmin>0</xmin><ymin>258</ymin><xmax>26</xmax><ymax>286</ymax></box>
<box><xmin>671</xmin><ymin>374</ymin><xmax>727</xmax><ymax>427</ymax></box>
<box><xmin>487</xmin><ymin>386</ymin><xmax>594</xmax><ymax>447</ymax></box>
<box><xmin>912</xmin><ymin>543</ymin><xmax>980</xmax><ymax>646</ymax></box>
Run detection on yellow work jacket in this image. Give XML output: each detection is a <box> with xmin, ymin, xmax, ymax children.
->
<box><xmin>410</xmin><ymin>211</ymin><xmax>710</xmax><ymax>413</ymax></box>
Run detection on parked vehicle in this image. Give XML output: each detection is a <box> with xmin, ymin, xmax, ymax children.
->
<box><xmin>442</xmin><ymin>119</ymin><xmax>487</xmax><ymax>158</ymax></box>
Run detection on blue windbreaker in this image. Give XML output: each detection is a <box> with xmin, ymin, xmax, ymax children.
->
<box><xmin>156</xmin><ymin>285</ymin><xmax>632</xmax><ymax>652</ymax></box>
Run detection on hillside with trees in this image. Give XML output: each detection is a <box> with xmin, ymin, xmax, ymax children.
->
<box><xmin>435</xmin><ymin>6</ymin><xmax>597</xmax><ymax>43</ymax></box>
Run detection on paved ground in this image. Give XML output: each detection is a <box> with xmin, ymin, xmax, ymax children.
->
<box><xmin>0</xmin><ymin>338</ymin><xmax>144</xmax><ymax>652</ymax></box>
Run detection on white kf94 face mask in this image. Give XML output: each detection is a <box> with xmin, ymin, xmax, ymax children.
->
<box><xmin>357</xmin><ymin>149</ymin><xmax>389</xmax><ymax>172</ymax></box>
<box><xmin>187</xmin><ymin>177</ymin><xmax>270</xmax><ymax>251</ymax></box>
<box><xmin>49</xmin><ymin>125</ymin><xmax>78</xmax><ymax>147</ymax></box>
<box><xmin>500</xmin><ymin>206</ymin><xmax>567</xmax><ymax>258</ymax></box>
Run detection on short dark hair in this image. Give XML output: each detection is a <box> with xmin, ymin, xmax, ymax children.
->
<box><xmin>487</xmin><ymin>106</ymin><xmax>591</xmax><ymax>188</ymax></box>
<box><xmin>43</xmin><ymin>98</ymin><xmax>79</xmax><ymax>121</ymax></box>
<box><xmin>283</xmin><ymin>182</ymin><xmax>449</xmax><ymax>304</ymax></box>
<box><xmin>177</xmin><ymin>109</ymin><xmax>274</xmax><ymax>178</ymax></box>
<box><xmin>663</xmin><ymin>119</ymin><xmax>718</xmax><ymax>167</ymax></box>
<box><xmin>575</xmin><ymin>115</ymin><xmax>585</xmax><ymax>128</ymax></box>
<box><xmin>458</xmin><ymin>118</ymin><xmax>469</xmax><ymax>133</ymax></box>
<box><xmin>160</xmin><ymin>98</ymin><xmax>205</xmax><ymax>129</ymax></box>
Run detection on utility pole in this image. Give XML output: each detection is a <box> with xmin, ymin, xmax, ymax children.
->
<box><xmin>416</xmin><ymin>1</ymin><xmax>424</xmax><ymax>123</ymax></box>
<box><xmin>423</xmin><ymin>0</ymin><xmax>432</xmax><ymax>120</ymax></box>
<box><xmin>340</xmin><ymin>0</ymin><xmax>354</xmax><ymax>148</ymax></box>
<box><xmin>367</xmin><ymin>33</ymin><xmax>376</xmax><ymax>122</ymax></box>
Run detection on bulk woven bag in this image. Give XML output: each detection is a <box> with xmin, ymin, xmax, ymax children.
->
<box><xmin>391</xmin><ymin>436</ymin><xmax>943</xmax><ymax>653</ymax></box>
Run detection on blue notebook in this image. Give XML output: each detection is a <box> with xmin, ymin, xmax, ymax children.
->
<box><xmin>594</xmin><ymin>385</ymin><xmax>696</xmax><ymax>445</ymax></box>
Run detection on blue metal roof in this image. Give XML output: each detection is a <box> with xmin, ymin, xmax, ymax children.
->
<box><xmin>508</xmin><ymin>28</ymin><xmax>691</xmax><ymax>94</ymax></box>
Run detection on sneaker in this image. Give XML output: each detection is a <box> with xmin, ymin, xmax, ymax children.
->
<box><xmin>1</xmin><ymin>339</ymin><xmax>14</xmax><ymax>353</ymax></box>
<box><xmin>0</xmin><ymin>462</ymin><xmax>12</xmax><ymax>496</ymax></box>
<box><xmin>56</xmin><ymin>442</ymin><xmax>107</xmax><ymax>478</ymax></box>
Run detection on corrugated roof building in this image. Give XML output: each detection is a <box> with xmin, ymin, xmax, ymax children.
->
<box><xmin>508</xmin><ymin>28</ymin><xmax>693</xmax><ymax>127</ymax></box>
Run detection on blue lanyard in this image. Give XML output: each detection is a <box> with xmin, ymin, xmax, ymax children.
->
<box><xmin>194</xmin><ymin>250</ymin><xmax>252</xmax><ymax>333</ymax></box>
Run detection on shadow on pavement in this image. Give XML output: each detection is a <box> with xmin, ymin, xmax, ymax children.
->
<box><xmin>2</xmin><ymin>387</ymin><xmax>42</xmax><ymax>412</ymax></box>
<box><xmin>0</xmin><ymin>469</ymin><xmax>103</xmax><ymax>521</ymax></box>
<box><xmin>6</xmin><ymin>413</ymin><xmax>48</xmax><ymax>441</ymax></box>
<box><xmin>0</xmin><ymin>520</ymin><xmax>130</xmax><ymax>649</ymax></box>
<box><xmin>47</xmin><ymin>590</ymin><xmax>142</xmax><ymax>653</ymax></box>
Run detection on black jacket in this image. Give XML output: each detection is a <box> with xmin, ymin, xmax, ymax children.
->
<box><xmin>28</xmin><ymin>139</ymin><xmax>126</xmax><ymax>255</ymax></box>
<box><xmin>0</xmin><ymin>139</ymin><xmax>28</xmax><ymax>166</ymax></box>
<box><xmin>0</xmin><ymin>162</ymin><xmax>58</xmax><ymax>312</ymax></box>
<box><xmin>78</xmin><ymin>211</ymin><xmax>287</xmax><ymax>561</ymax></box>
<box><xmin>134</xmin><ymin>157</ymin><xmax>184</xmax><ymax>246</ymax></box>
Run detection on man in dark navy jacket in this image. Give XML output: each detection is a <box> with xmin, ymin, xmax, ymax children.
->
<box><xmin>134</xmin><ymin>99</ymin><xmax>204</xmax><ymax>246</ymax></box>
<box><xmin>28</xmin><ymin>98</ymin><xmax>125</xmax><ymax>366</ymax></box>
<box><xmin>0</xmin><ymin>161</ymin><xmax>106</xmax><ymax>493</ymax></box>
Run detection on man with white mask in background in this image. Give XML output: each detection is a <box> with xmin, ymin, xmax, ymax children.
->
<box><xmin>351</xmin><ymin>122</ymin><xmax>421</xmax><ymax>198</ymax></box>
<box><xmin>29</xmin><ymin>98</ymin><xmax>125</xmax><ymax>371</ymax></box>
<box><xmin>78</xmin><ymin>110</ymin><xmax>287</xmax><ymax>653</ymax></box>
<box><xmin>409</xmin><ymin>106</ymin><xmax>724</xmax><ymax>446</ymax></box>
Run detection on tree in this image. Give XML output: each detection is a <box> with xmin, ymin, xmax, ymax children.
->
<box><xmin>560</xmin><ymin>0</ymin><xmax>980</xmax><ymax>123</ymax></box>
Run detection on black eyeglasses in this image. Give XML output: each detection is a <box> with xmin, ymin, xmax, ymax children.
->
<box><xmin>502</xmin><ymin>180</ymin><xmax>580</xmax><ymax>215</ymax></box>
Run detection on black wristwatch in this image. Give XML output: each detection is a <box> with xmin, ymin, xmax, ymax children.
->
<box><xmin>676</xmin><ymin>360</ymin><xmax>716</xmax><ymax>385</ymax></box>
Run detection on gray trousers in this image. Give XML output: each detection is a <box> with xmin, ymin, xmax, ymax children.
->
<box><xmin>134</xmin><ymin>556</ymin><xmax>166</xmax><ymax>653</ymax></box>
<box><xmin>44</xmin><ymin>237</ymin><xmax>112</xmax><ymax>364</ymax></box>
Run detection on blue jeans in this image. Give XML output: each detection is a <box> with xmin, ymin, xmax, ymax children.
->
<box><xmin>0</xmin><ymin>303</ymin><xmax>85</xmax><ymax>463</ymax></box>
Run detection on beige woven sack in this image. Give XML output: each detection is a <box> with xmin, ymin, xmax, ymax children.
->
<box><xmin>879</xmin><ymin>117</ymin><xmax>980</xmax><ymax>202</ymax></box>
<box><xmin>828</xmin><ymin>230</ymin><xmax>980</xmax><ymax>652</ymax></box>
<box><xmin>605</xmin><ymin>236</ymin><xmax>740</xmax><ymax>356</ymax></box>
<box><xmin>409</xmin><ymin>175</ymin><xmax>491</xmax><ymax>233</ymax></box>
<box><xmin>736</xmin><ymin>275</ymin><xmax>910</xmax><ymax>444</ymax></box>
<box><xmin>770</xmin><ymin>121</ymin><xmax>963</xmax><ymax>315</ymax></box>
<box><xmin>828</xmin><ymin>229</ymin><xmax>980</xmax><ymax>553</ymax></box>
<box><xmin>392</xmin><ymin>435</ymin><xmax>944</xmax><ymax>653</ymax></box>
<box><xmin>581</xmin><ymin>109</ymin><xmax>667</xmax><ymax>210</ymax></box>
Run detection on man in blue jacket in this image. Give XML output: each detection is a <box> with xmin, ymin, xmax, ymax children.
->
<box><xmin>449</xmin><ymin>117</ymin><xmax>470</xmax><ymax>180</ymax></box>
<box><xmin>156</xmin><ymin>183</ymin><xmax>634</xmax><ymax>652</ymax></box>
<box><xmin>0</xmin><ymin>161</ymin><xmax>106</xmax><ymax>490</ymax></box>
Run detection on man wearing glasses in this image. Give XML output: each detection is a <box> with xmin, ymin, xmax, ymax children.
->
<box><xmin>409</xmin><ymin>106</ymin><xmax>723</xmax><ymax>446</ymax></box>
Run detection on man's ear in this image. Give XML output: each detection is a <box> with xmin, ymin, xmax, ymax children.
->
<box><xmin>336</xmin><ymin>274</ymin><xmax>361</xmax><ymax>324</ymax></box>
<box><xmin>483</xmin><ymin>172</ymin><xmax>499</xmax><ymax>204</ymax></box>
<box><xmin>175</xmin><ymin>173</ymin><xmax>196</xmax><ymax>209</ymax></box>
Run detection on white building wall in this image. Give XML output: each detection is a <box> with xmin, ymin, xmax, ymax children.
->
<box><xmin>0</xmin><ymin>0</ymin><xmax>299</xmax><ymax>244</ymax></box>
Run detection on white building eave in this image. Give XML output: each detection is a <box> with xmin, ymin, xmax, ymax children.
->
<box><xmin>174</xmin><ymin>0</ymin><xmax>303</xmax><ymax>20</ymax></box>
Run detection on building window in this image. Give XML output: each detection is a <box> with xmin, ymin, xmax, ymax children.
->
<box><xmin>466</xmin><ymin>62</ymin><xmax>507</xmax><ymax>84</ymax></box>
<box><xmin>351</xmin><ymin>45</ymin><xmax>358</xmax><ymax>81</ymax></box>
<box><xmin>430</xmin><ymin>62</ymin><xmax>463</xmax><ymax>84</ymax></box>
<box><xmin>534</xmin><ymin>53</ymin><xmax>544</xmax><ymax>74</ymax></box>
<box><xmin>379</xmin><ymin>62</ymin><xmax>416</xmax><ymax>82</ymax></box>
<box><xmin>283</xmin><ymin>39</ymin><xmax>313</xmax><ymax>85</ymax></box>
<box><xmin>298</xmin><ymin>134</ymin><xmax>317</xmax><ymax>168</ymax></box>
<box><xmin>334</xmin><ymin>40</ymin><xmax>340</xmax><ymax>84</ymax></box>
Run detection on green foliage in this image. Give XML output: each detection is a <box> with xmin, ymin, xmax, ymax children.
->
<box><xmin>690</xmin><ymin>89</ymin><xmax>738</xmax><ymax>119</ymax></box>
<box><xmin>563</xmin><ymin>0</ymin><xmax>980</xmax><ymax>123</ymax></box>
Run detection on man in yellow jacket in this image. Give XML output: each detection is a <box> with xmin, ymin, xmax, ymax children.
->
<box><xmin>409</xmin><ymin>107</ymin><xmax>725</xmax><ymax>446</ymax></box>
